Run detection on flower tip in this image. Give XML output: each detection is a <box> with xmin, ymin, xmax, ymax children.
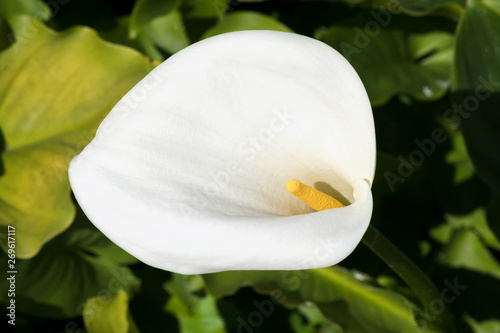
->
<box><xmin>286</xmin><ymin>179</ymin><xmax>301</xmax><ymax>194</ymax></box>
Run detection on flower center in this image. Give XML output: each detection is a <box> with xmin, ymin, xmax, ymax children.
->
<box><xmin>286</xmin><ymin>179</ymin><xmax>344</xmax><ymax>211</ymax></box>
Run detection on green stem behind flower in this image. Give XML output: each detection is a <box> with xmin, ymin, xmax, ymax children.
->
<box><xmin>362</xmin><ymin>225</ymin><xmax>455</xmax><ymax>332</ymax></box>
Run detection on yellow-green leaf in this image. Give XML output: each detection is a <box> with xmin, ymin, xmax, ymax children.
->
<box><xmin>84</xmin><ymin>290</ymin><xmax>140</xmax><ymax>333</ymax></box>
<box><xmin>0</xmin><ymin>16</ymin><xmax>155</xmax><ymax>258</ymax></box>
<box><xmin>0</xmin><ymin>0</ymin><xmax>51</xmax><ymax>20</ymax></box>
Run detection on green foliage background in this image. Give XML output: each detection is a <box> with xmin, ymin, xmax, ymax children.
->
<box><xmin>0</xmin><ymin>0</ymin><xmax>499</xmax><ymax>332</ymax></box>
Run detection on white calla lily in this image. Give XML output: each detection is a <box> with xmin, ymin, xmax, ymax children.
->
<box><xmin>69</xmin><ymin>30</ymin><xmax>376</xmax><ymax>274</ymax></box>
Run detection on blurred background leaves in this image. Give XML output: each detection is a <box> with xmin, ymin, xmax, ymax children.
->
<box><xmin>1</xmin><ymin>0</ymin><xmax>499</xmax><ymax>332</ymax></box>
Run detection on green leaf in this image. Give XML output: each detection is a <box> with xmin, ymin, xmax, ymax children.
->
<box><xmin>444</xmin><ymin>128</ymin><xmax>475</xmax><ymax>184</ymax></box>
<box><xmin>202</xmin><ymin>11</ymin><xmax>292</xmax><ymax>39</ymax></box>
<box><xmin>290</xmin><ymin>303</ymin><xmax>344</xmax><ymax>333</ymax></box>
<box><xmin>181</xmin><ymin>0</ymin><xmax>228</xmax><ymax>19</ymax></box>
<box><xmin>137</xmin><ymin>10</ymin><xmax>191</xmax><ymax>61</ymax></box>
<box><xmin>0</xmin><ymin>0</ymin><xmax>51</xmax><ymax>20</ymax></box>
<box><xmin>165</xmin><ymin>274</ymin><xmax>226</xmax><ymax>333</ymax></box>
<box><xmin>239</xmin><ymin>0</ymin><xmax>465</xmax><ymax>17</ymax></box>
<box><xmin>438</xmin><ymin>228</ymin><xmax>500</xmax><ymax>280</ymax></box>
<box><xmin>95</xmin><ymin>16</ymin><xmax>145</xmax><ymax>54</ymax></box>
<box><xmin>434</xmin><ymin>209</ymin><xmax>500</xmax><ymax>250</ymax></box>
<box><xmin>452</xmin><ymin>0</ymin><xmax>500</xmax><ymax>239</ymax></box>
<box><xmin>129</xmin><ymin>0</ymin><xmax>182</xmax><ymax>39</ymax></box>
<box><xmin>320</xmin><ymin>19</ymin><xmax>453</xmax><ymax>106</ymax></box>
<box><xmin>84</xmin><ymin>290</ymin><xmax>140</xmax><ymax>333</ymax></box>
<box><xmin>0</xmin><ymin>16</ymin><xmax>155</xmax><ymax>258</ymax></box>
<box><xmin>465</xmin><ymin>315</ymin><xmax>500</xmax><ymax>333</ymax></box>
<box><xmin>391</xmin><ymin>0</ymin><xmax>465</xmax><ymax>16</ymax></box>
<box><xmin>203</xmin><ymin>267</ymin><xmax>421</xmax><ymax>333</ymax></box>
<box><xmin>453</xmin><ymin>0</ymin><xmax>500</xmax><ymax>89</ymax></box>
<box><xmin>0</xmin><ymin>215</ymin><xmax>139</xmax><ymax>318</ymax></box>
<box><xmin>365</xmin><ymin>0</ymin><xmax>464</xmax><ymax>17</ymax></box>
<box><xmin>431</xmin><ymin>208</ymin><xmax>500</xmax><ymax>250</ymax></box>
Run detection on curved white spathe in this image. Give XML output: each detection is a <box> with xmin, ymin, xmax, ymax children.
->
<box><xmin>69</xmin><ymin>30</ymin><xmax>376</xmax><ymax>274</ymax></box>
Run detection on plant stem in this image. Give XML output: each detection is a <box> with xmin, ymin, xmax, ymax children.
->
<box><xmin>362</xmin><ymin>225</ymin><xmax>455</xmax><ymax>332</ymax></box>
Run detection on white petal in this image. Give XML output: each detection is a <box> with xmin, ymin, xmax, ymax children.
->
<box><xmin>69</xmin><ymin>31</ymin><xmax>376</xmax><ymax>274</ymax></box>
